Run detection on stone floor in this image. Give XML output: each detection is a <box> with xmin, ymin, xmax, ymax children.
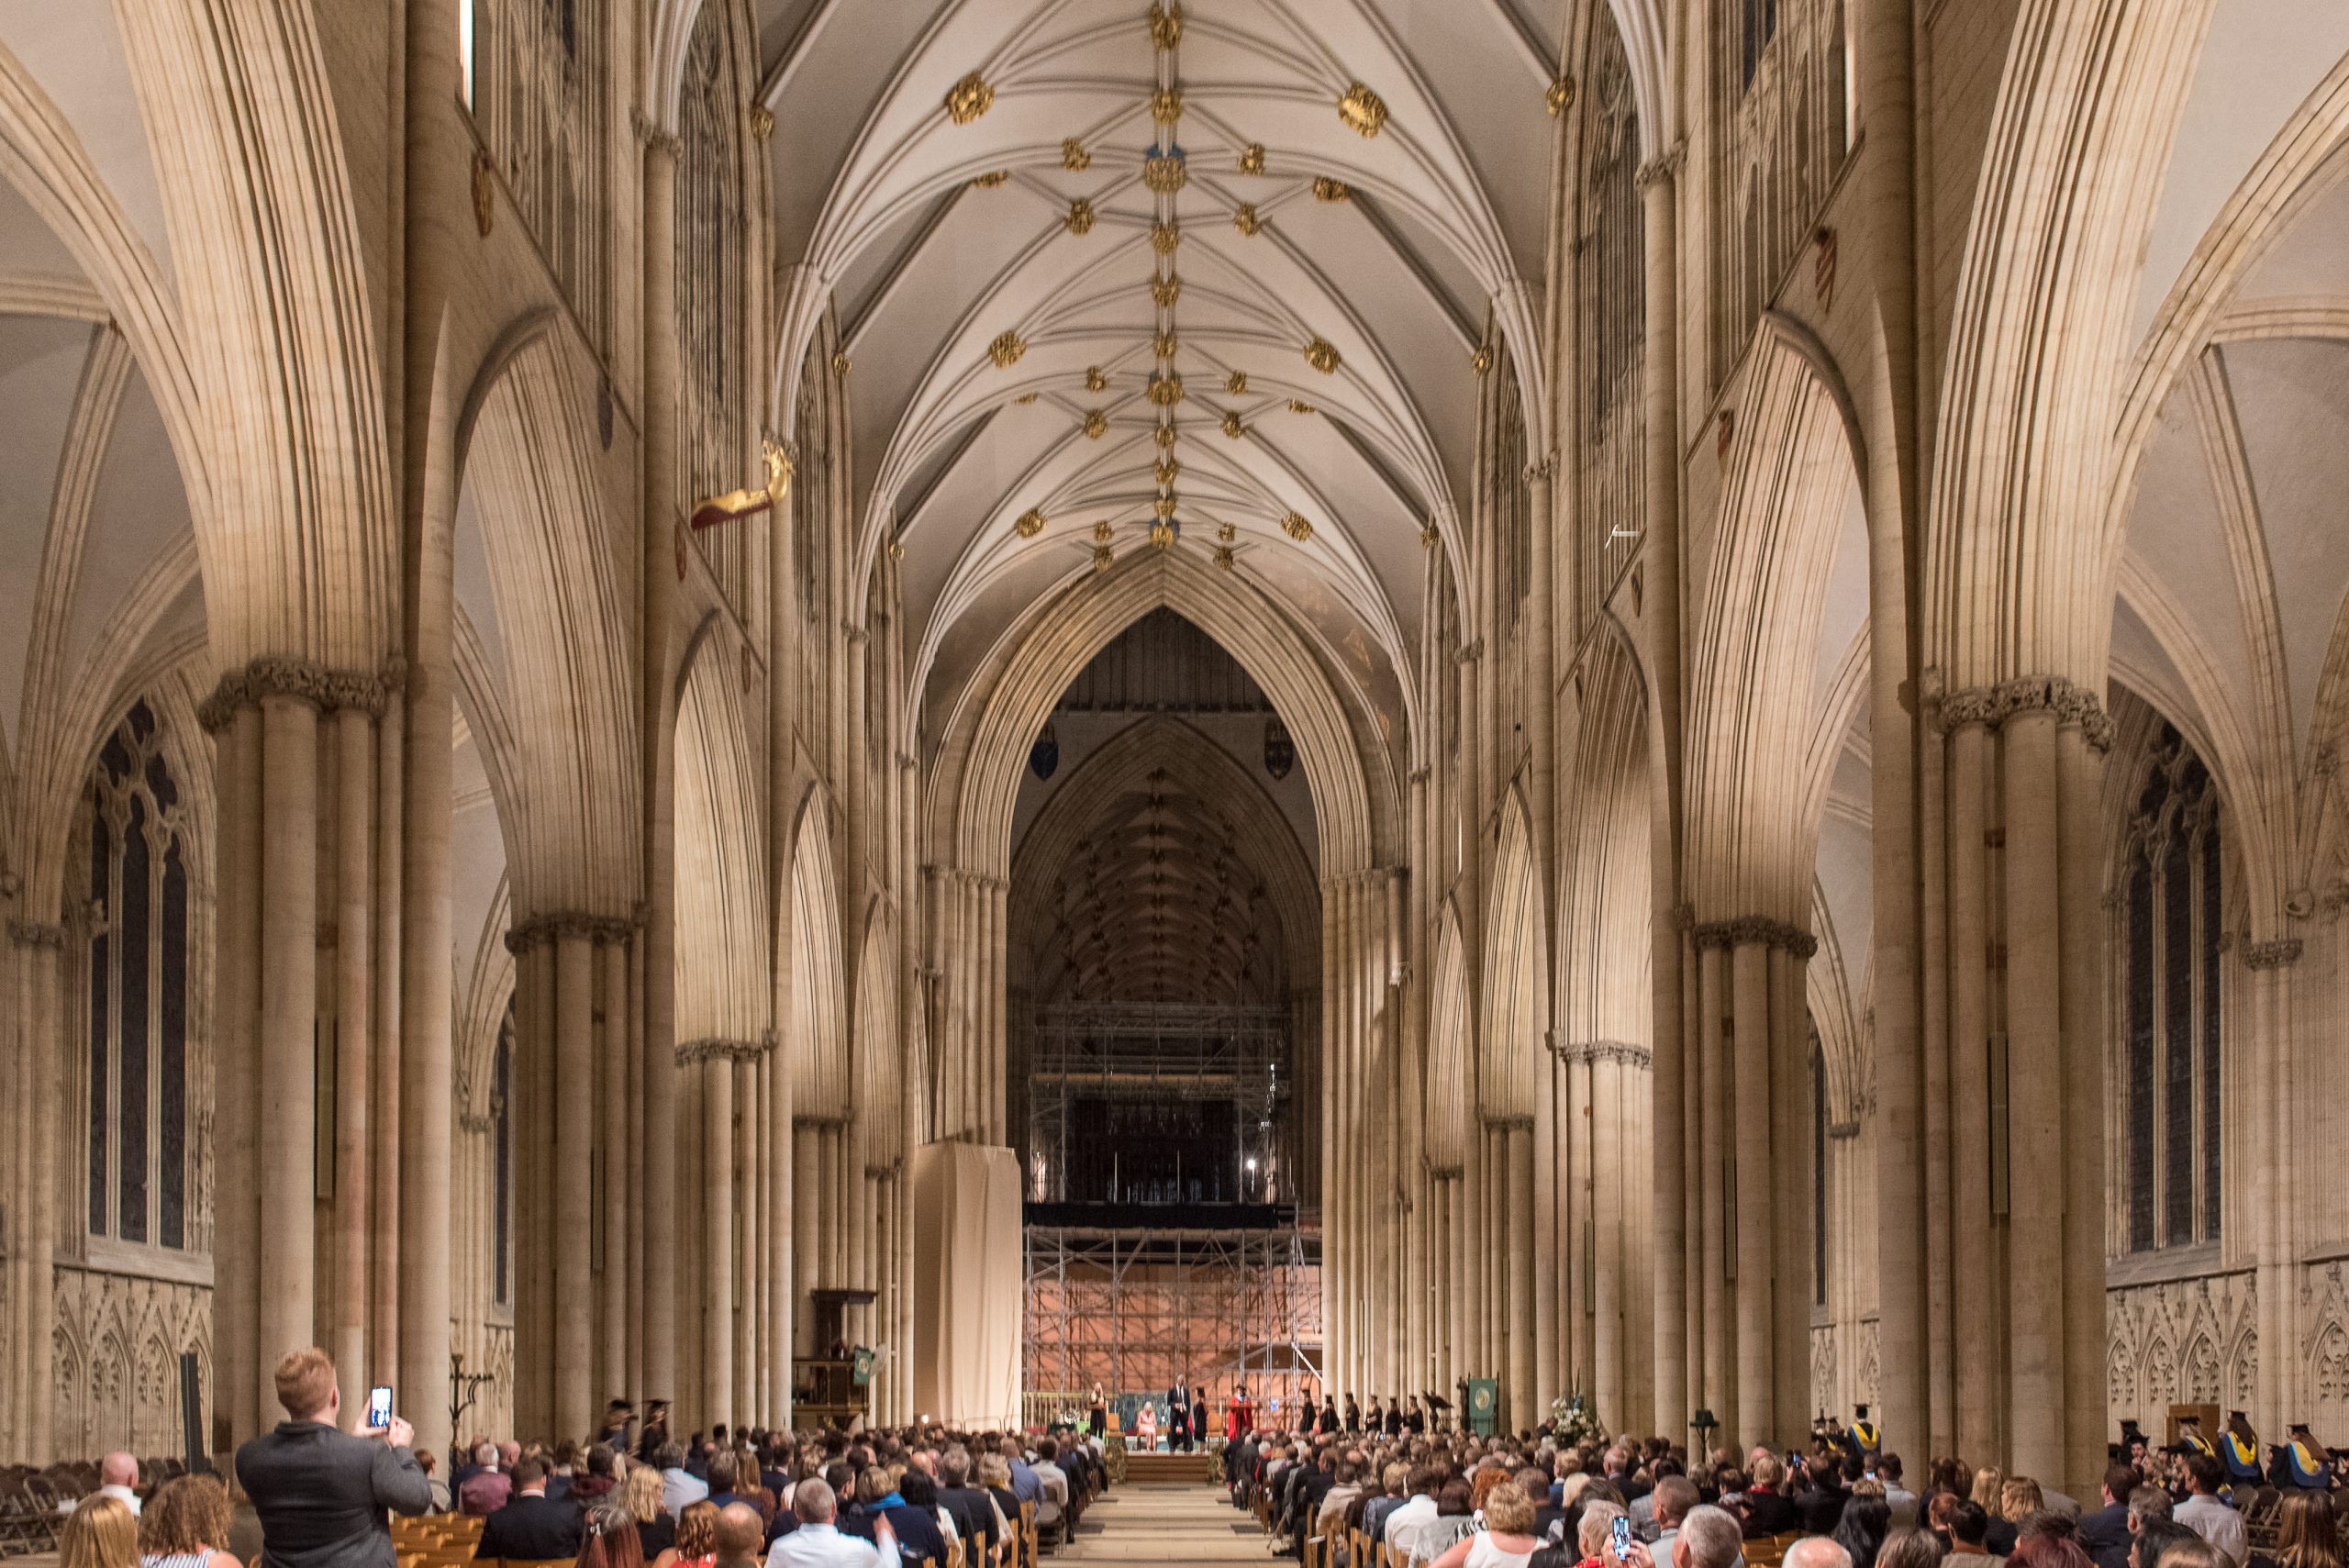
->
<box><xmin>1063</xmin><ymin>1479</ymin><xmax>1267</xmax><ymax>1565</ymax></box>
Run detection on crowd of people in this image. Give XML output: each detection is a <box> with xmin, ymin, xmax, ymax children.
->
<box><xmin>43</xmin><ymin>1351</ymin><xmax>2348</xmax><ymax>1568</ymax></box>
<box><xmin>50</xmin><ymin>1349</ymin><xmax>1114</xmax><ymax>1568</ymax></box>
<box><xmin>1224</xmin><ymin>1416</ymin><xmax>2345</xmax><ymax>1568</ymax></box>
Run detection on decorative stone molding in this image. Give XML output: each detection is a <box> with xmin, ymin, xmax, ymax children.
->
<box><xmin>631</xmin><ymin>109</ymin><xmax>683</xmax><ymax>157</ymax></box>
<box><xmin>1453</xmin><ymin>639</ymin><xmax>1484</xmax><ymax>665</ymax></box>
<box><xmin>1551</xmin><ymin>1038</ymin><xmax>1654</xmax><ymax>1070</ymax></box>
<box><xmin>1427</xmin><ymin>1164</ymin><xmax>1465</xmax><ymax>1182</ymax></box>
<box><xmin>503</xmin><ymin>911</ymin><xmax>638</xmax><ymax>953</ymax></box>
<box><xmin>793</xmin><ymin>1114</ymin><xmax>849</xmax><ymax>1132</ymax></box>
<box><xmin>1689</xmin><ymin>915</ymin><xmax>1818</xmax><ymax>958</ymax></box>
<box><xmin>8</xmin><ymin>918</ymin><xmax>64</xmax><ymax>949</ymax></box>
<box><xmin>1408</xmin><ymin>765</ymin><xmax>1431</xmax><ymax>783</ymax></box>
<box><xmin>843</xmin><ymin>621</ymin><xmax>871</xmax><ymax>645</ymax></box>
<box><xmin>1522</xmin><ymin>452</ymin><xmax>1559</xmax><ymax>485</ymax></box>
<box><xmin>1932</xmin><ymin>673</ymin><xmax>2115</xmax><ymax>751</ymax></box>
<box><xmin>865</xmin><ymin>1160</ymin><xmax>904</xmax><ymax>1181</ymax></box>
<box><xmin>675</xmin><ymin>1037</ymin><xmax>771</xmax><ymax>1065</ymax></box>
<box><xmin>458</xmin><ymin>1110</ymin><xmax>496</xmax><ymax>1135</ymax></box>
<box><xmin>1827</xmin><ymin>1119</ymin><xmax>1862</xmax><ymax>1140</ymax></box>
<box><xmin>1635</xmin><ymin>141</ymin><xmax>1687</xmax><ymax>191</ymax></box>
<box><xmin>197</xmin><ymin>656</ymin><xmax>407</xmax><ymax>731</ymax></box>
<box><xmin>1483</xmin><ymin>1114</ymin><xmax>1536</xmax><ymax>1133</ymax></box>
<box><xmin>2242</xmin><ymin>938</ymin><xmax>2303</xmax><ymax>971</ymax></box>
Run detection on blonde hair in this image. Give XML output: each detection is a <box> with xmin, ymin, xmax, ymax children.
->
<box><xmin>2001</xmin><ymin>1477</ymin><xmax>2043</xmax><ymax>1522</ymax></box>
<box><xmin>621</xmin><ymin>1463</ymin><xmax>664</xmax><ymax>1524</ymax></box>
<box><xmin>977</xmin><ymin>1453</ymin><xmax>1011</xmax><ymax>1489</ymax></box>
<box><xmin>62</xmin><ymin>1496</ymin><xmax>138</xmax><ymax>1568</ymax></box>
<box><xmin>1971</xmin><ymin>1468</ymin><xmax>2005</xmax><ymax>1511</ymax></box>
<box><xmin>1484</xmin><ymin>1481</ymin><xmax>1538</xmax><ymax>1538</ymax></box>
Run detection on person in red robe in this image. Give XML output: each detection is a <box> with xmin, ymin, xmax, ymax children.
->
<box><xmin>1226</xmin><ymin>1385</ymin><xmax>1254</xmax><ymax>1441</ymax></box>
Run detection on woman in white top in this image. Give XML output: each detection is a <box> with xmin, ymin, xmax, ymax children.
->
<box><xmin>1134</xmin><ymin>1399</ymin><xmax>1159</xmax><ymax>1451</ymax></box>
<box><xmin>1430</xmin><ymin>1481</ymin><xmax>1542</xmax><ymax>1568</ymax></box>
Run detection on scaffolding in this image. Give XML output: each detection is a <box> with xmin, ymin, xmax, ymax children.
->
<box><xmin>1021</xmin><ymin>1216</ymin><xmax>1322</xmax><ymax>1423</ymax></box>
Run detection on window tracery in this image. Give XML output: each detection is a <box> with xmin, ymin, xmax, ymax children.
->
<box><xmin>676</xmin><ymin>2</ymin><xmax>751</xmax><ymax>601</ymax></box>
<box><xmin>1577</xmin><ymin>7</ymin><xmax>1646</xmax><ymax>633</ymax></box>
<box><xmin>2116</xmin><ymin>724</ymin><xmax>2222</xmax><ymax>1254</ymax></box>
<box><xmin>470</xmin><ymin>0</ymin><xmax>608</xmax><ymax>346</ymax></box>
<box><xmin>77</xmin><ymin>700</ymin><xmax>193</xmax><ymax>1253</ymax></box>
<box><xmin>1708</xmin><ymin>0</ymin><xmax>1849</xmax><ymax>385</ymax></box>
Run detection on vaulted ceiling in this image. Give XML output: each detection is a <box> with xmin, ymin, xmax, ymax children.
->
<box><xmin>754</xmin><ymin>0</ymin><xmax>1570</xmax><ymax>751</ymax></box>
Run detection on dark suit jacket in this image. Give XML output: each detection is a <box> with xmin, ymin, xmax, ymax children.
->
<box><xmin>2079</xmin><ymin>1503</ymin><xmax>2132</xmax><ymax>1568</ymax></box>
<box><xmin>938</xmin><ymin>1485</ymin><xmax>999</xmax><ymax>1559</ymax></box>
<box><xmin>474</xmin><ymin>1494</ymin><xmax>584</xmax><ymax>1562</ymax></box>
<box><xmin>236</xmin><ymin>1421</ymin><xmax>433</xmax><ymax>1568</ymax></box>
<box><xmin>1742</xmin><ymin>1491</ymin><xmax>1800</xmax><ymax>1538</ymax></box>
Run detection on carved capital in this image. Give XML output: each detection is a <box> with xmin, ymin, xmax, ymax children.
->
<box><xmin>1688</xmin><ymin>915</ymin><xmax>1816</xmax><ymax>958</ymax></box>
<box><xmin>2243</xmin><ymin>938</ymin><xmax>2304</xmax><ymax>972</ymax></box>
<box><xmin>793</xmin><ymin>1114</ymin><xmax>849</xmax><ymax>1132</ymax></box>
<box><xmin>198</xmin><ymin>656</ymin><xmax>407</xmax><ymax>731</ymax></box>
<box><xmin>1935</xmin><ymin>674</ymin><xmax>2112</xmax><ymax>751</ymax></box>
<box><xmin>1553</xmin><ymin>1038</ymin><xmax>1654</xmax><ymax>1070</ymax></box>
<box><xmin>632</xmin><ymin>108</ymin><xmax>684</xmax><ymax>157</ymax></box>
<box><xmin>1827</xmin><ymin>1119</ymin><xmax>1862</xmax><ymax>1140</ymax></box>
<box><xmin>1634</xmin><ymin>141</ymin><xmax>1687</xmax><ymax>191</ymax></box>
<box><xmin>8</xmin><ymin>919</ymin><xmax>64</xmax><ymax>950</ymax></box>
<box><xmin>1454</xmin><ymin>639</ymin><xmax>1485</xmax><ymax>665</ymax></box>
<box><xmin>1426</xmin><ymin>1164</ymin><xmax>1465</xmax><ymax>1182</ymax></box>
<box><xmin>1522</xmin><ymin>451</ymin><xmax>1559</xmax><ymax>486</ymax></box>
<box><xmin>458</xmin><ymin>1111</ymin><xmax>497</xmax><ymax>1135</ymax></box>
<box><xmin>1484</xmin><ymin>1113</ymin><xmax>1536</xmax><ymax>1134</ymax></box>
<box><xmin>676</xmin><ymin>1037</ymin><xmax>772</xmax><ymax>1065</ymax></box>
<box><xmin>504</xmin><ymin>910</ymin><xmax>639</xmax><ymax>954</ymax></box>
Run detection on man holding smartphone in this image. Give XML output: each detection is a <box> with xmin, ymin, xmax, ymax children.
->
<box><xmin>236</xmin><ymin>1347</ymin><xmax>433</xmax><ymax>1568</ymax></box>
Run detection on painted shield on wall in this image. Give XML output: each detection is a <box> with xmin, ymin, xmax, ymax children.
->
<box><xmin>1264</xmin><ymin>717</ymin><xmax>1294</xmax><ymax>781</ymax></box>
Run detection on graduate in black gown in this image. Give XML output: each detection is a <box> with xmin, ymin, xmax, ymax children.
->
<box><xmin>1168</xmin><ymin>1384</ymin><xmax>1191</xmax><ymax>1451</ymax></box>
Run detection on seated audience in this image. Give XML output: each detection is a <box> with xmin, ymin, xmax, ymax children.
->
<box><xmin>474</xmin><ymin>1459</ymin><xmax>584</xmax><ymax>1562</ymax></box>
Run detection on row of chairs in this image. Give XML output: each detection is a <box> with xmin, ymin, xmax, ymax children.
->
<box><xmin>0</xmin><ymin>1459</ymin><xmax>197</xmax><ymax>1558</ymax></box>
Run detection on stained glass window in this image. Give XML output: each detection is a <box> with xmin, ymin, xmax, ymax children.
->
<box><xmin>81</xmin><ymin>699</ymin><xmax>192</xmax><ymax>1251</ymax></box>
<box><xmin>2117</xmin><ymin>726</ymin><xmax>2221</xmax><ymax>1253</ymax></box>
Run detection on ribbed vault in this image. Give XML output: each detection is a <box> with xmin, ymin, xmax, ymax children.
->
<box><xmin>1010</xmin><ymin>713</ymin><xmax>1317</xmax><ymax>1007</ymax></box>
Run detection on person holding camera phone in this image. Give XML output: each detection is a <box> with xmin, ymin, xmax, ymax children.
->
<box><xmin>235</xmin><ymin>1348</ymin><xmax>432</xmax><ymax>1568</ymax></box>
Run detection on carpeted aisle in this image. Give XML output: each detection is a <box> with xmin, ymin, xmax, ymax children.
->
<box><xmin>1061</xmin><ymin>1479</ymin><xmax>1267</xmax><ymax>1564</ymax></box>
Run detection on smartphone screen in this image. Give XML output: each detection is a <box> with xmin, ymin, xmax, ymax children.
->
<box><xmin>1612</xmin><ymin>1517</ymin><xmax>1633</xmax><ymax>1560</ymax></box>
<box><xmin>368</xmin><ymin>1385</ymin><xmax>393</xmax><ymax>1428</ymax></box>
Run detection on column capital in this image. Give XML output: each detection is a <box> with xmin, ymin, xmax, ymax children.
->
<box><xmin>1522</xmin><ymin>451</ymin><xmax>1559</xmax><ymax>485</ymax></box>
<box><xmin>198</xmin><ymin>655</ymin><xmax>406</xmax><ymax>731</ymax></box>
<box><xmin>1551</xmin><ymin>1037</ymin><xmax>1654</xmax><ymax>1069</ymax></box>
<box><xmin>1454</xmin><ymin>639</ymin><xmax>1485</xmax><ymax>665</ymax></box>
<box><xmin>1635</xmin><ymin>140</ymin><xmax>1687</xmax><ymax>191</ymax></box>
<box><xmin>2243</xmin><ymin>937</ymin><xmax>2303</xmax><ymax>971</ymax></box>
<box><xmin>7</xmin><ymin>918</ymin><xmax>64</xmax><ymax>950</ymax></box>
<box><xmin>505</xmin><ymin>910</ymin><xmax>639</xmax><ymax>953</ymax></box>
<box><xmin>1427</xmin><ymin>1163</ymin><xmax>1465</xmax><ymax>1181</ymax></box>
<box><xmin>676</xmin><ymin>1037</ymin><xmax>773</xmax><ymax>1065</ymax></box>
<box><xmin>1483</xmin><ymin>1113</ymin><xmax>1536</xmax><ymax>1134</ymax></box>
<box><xmin>632</xmin><ymin>108</ymin><xmax>683</xmax><ymax>157</ymax></box>
<box><xmin>793</xmin><ymin>1114</ymin><xmax>849</xmax><ymax>1132</ymax></box>
<box><xmin>1688</xmin><ymin>915</ymin><xmax>1817</xmax><ymax>958</ymax></box>
<box><xmin>1931</xmin><ymin>673</ymin><xmax>2114</xmax><ymax>751</ymax></box>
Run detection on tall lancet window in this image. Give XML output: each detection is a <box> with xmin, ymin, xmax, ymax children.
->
<box><xmin>81</xmin><ymin>700</ymin><xmax>192</xmax><ymax>1251</ymax></box>
<box><xmin>493</xmin><ymin>1001</ymin><xmax>514</xmax><ymax>1306</ymax></box>
<box><xmin>675</xmin><ymin>0</ymin><xmax>751</xmax><ymax>596</ymax></box>
<box><xmin>2118</xmin><ymin>725</ymin><xmax>2222</xmax><ymax>1253</ymax></box>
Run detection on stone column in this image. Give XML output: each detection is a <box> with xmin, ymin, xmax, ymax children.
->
<box><xmin>554</xmin><ymin>932</ymin><xmax>596</xmax><ymax>1439</ymax></box>
<box><xmin>1505</xmin><ymin>1118</ymin><xmax>1535</xmax><ymax>1421</ymax></box>
<box><xmin>209</xmin><ymin>703</ymin><xmax>261</xmax><ymax>1448</ymax></box>
<box><xmin>371</xmin><ymin>683</ymin><xmax>404</xmax><ymax>1391</ymax></box>
<box><xmin>1731</xmin><ymin>937</ymin><xmax>1773</xmax><ymax>1446</ymax></box>
<box><xmin>794</xmin><ymin>1118</ymin><xmax>821</xmax><ymax>1355</ymax></box>
<box><xmin>398</xmin><ymin>0</ymin><xmax>462</xmax><ymax>1466</ymax></box>
<box><xmin>1695</xmin><ymin>935</ymin><xmax>1729</xmax><ymax>1434</ymax></box>
<box><xmin>260</xmin><ymin>695</ymin><xmax>320</xmax><ymax>1405</ymax></box>
<box><xmin>1639</xmin><ymin>144</ymin><xmax>1689</xmax><ymax>1442</ymax></box>
<box><xmin>1946</xmin><ymin>713</ymin><xmax>1997</xmax><ymax>1461</ymax></box>
<box><xmin>703</xmin><ymin>1051</ymin><xmax>735</xmax><ymax>1429</ymax></box>
<box><xmin>638</xmin><ymin>117</ymin><xmax>684</xmax><ymax>1424</ymax></box>
<box><xmin>331</xmin><ymin>709</ymin><xmax>375</xmax><ymax>1390</ymax></box>
<box><xmin>599</xmin><ymin>935</ymin><xmax>631</xmax><ymax>1417</ymax></box>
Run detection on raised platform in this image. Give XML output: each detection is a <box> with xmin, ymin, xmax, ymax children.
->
<box><xmin>1121</xmin><ymin>1450</ymin><xmax>1213</xmax><ymax>1484</ymax></box>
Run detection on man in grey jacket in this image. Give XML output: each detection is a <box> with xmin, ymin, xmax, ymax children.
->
<box><xmin>236</xmin><ymin>1347</ymin><xmax>433</xmax><ymax>1568</ymax></box>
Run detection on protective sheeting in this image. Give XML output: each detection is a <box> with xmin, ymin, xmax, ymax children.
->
<box><xmin>912</xmin><ymin>1141</ymin><xmax>1023</xmax><ymax>1427</ymax></box>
